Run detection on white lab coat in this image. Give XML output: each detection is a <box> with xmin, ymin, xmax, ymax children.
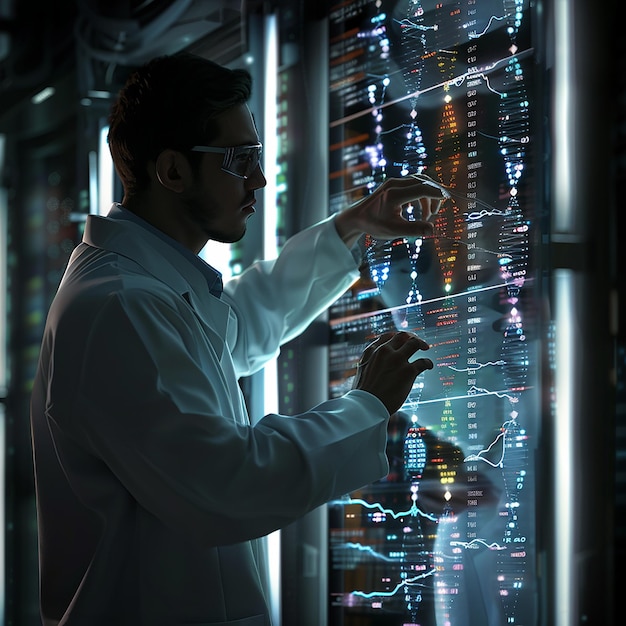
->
<box><xmin>30</xmin><ymin>209</ymin><xmax>390</xmax><ymax>626</ymax></box>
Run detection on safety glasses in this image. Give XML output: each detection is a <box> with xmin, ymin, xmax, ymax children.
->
<box><xmin>190</xmin><ymin>143</ymin><xmax>263</xmax><ymax>179</ymax></box>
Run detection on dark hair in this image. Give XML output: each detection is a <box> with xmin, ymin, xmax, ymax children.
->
<box><xmin>107</xmin><ymin>52</ymin><xmax>252</xmax><ymax>198</ymax></box>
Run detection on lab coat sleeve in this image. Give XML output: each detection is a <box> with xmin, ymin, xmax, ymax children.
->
<box><xmin>222</xmin><ymin>215</ymin><xmax>361</xmax><ymax>376</ymax></box>
<box><xmin>65</xmin><ymin>288</ymin><xmax>389</xmax><ymax>547</ymax></box>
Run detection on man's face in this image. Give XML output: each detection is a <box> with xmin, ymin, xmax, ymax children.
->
<box><xmin>181</xmin><ymin>103</ymin><xmax>267</xmax><ymax>246</ymax></box>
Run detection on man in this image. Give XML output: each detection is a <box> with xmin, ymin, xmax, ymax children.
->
<box><xmin>30</xmin><ymin>52</ymin><xmax>443</xmax><ymax>625</ymax></box>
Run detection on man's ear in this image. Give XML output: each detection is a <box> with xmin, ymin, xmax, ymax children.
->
<box><xmin>154</xmin><ymin>149</ymin><xmax>192</xmax><ymax>193</ymax></box>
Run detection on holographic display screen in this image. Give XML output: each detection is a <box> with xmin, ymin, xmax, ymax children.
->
<box><xmin>327</xmin><ymin>1</ymin><xmax>539</xmax><ymax>625</ymax></box>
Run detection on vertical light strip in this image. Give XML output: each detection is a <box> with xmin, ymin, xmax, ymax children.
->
<box><xmin>262</xmin><ymin>13</ymin><xmax>279</xmax><ymax>431</ymax></box>
<box><xmin>88</xmin><ymin>150</ymin><xmax>99</xmax><ymax>215</ymax></box>
<box><xmin>552</xmin><ymin>1</ymin><xmax>576</xmax><ymax>624</ymax></box>
<box><xmin>98</xmin><ymin>124</ymin><xmax>115</xmax><ymax>215</ymax></box>
<box><xmin>263</xmin><ymin>14</ymin><xmax>279</xmax><ymax>263</ymax></box>
<box><xmin>0</xmin><ymin>133</ymin><xmax>6</xmax><ymax>622</ymax></box>
<box><xmin>553</xmin><ymin>0</ymin><xmax>575</xmax><ymax>234</ymax></box>
<box><xmin>262</xmin><ymin>12</ymin><xmax>281</xmax><ymax>626</ymax></box>
<box><xmin>0</xmin><ymin>403</ymin><xmax>4</xmax><ymax>623</ymax></box>
<box><xmin>553</xmin><ymin>270</ymin><xmax>576</xmax><ymax>626</ymax></box>
<box><xmin>0</xmin><ymin>133</ymin><xmax>6</xmax><ymax>393</ymax></box>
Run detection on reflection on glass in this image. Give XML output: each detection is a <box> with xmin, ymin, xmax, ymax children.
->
<box><xmin>327</xmin><ymin>1</ymin><xmax>538</xmax><ymax>624</ymax></box>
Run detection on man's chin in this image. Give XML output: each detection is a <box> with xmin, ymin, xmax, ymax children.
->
<box><xmin>207</xmin><ymin>225</ymin><xmax>248</xmax><ymax>245</ymax></box>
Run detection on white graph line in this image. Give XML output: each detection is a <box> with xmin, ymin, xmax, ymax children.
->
<box><xmin>351</xmin><ymin>570</ymin><xmax>436</xmax><ymax>599</ymax></box>
<box><xmin>466</xmin><ymin>14</ymin><xmax>507</xmax><ymax>39</ymax></box>
<box><xmin>331</xmin><ymin>497</ymin><xmax>439</xmax><ymax>522</ymax></box>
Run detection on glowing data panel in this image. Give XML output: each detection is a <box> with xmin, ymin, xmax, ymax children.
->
<box><xmin>327</xmin><ymin>1</ymin><xmax>538</xmax><ymax>624</ymax></box>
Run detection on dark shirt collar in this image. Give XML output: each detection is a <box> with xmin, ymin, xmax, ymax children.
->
<box><xmin>106</xmin><ymin>203</ymin><xmax>223</xmax><ymax>298</ymax></box>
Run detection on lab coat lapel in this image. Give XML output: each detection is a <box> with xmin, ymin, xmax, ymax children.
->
<box><xmin>180</xmin><ymin>288</ymin><xmax>231</xmax><ymax>362</ymax></box>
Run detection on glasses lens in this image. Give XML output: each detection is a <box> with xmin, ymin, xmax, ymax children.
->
<box><xmin>228</xmin><ymin>145</ymin><xmax>262</xmax><ymax>178</ymax></box>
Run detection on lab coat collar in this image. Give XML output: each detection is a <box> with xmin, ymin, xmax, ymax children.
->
<box><xmin>107</xmin><ymin>203</ymin><xmax>223</xmax><ymax>298</ymax></box>
<box><xmin>82</xmin><ymin>213</ymin><xmax>231</xmax><ymax>355</ymax></box>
